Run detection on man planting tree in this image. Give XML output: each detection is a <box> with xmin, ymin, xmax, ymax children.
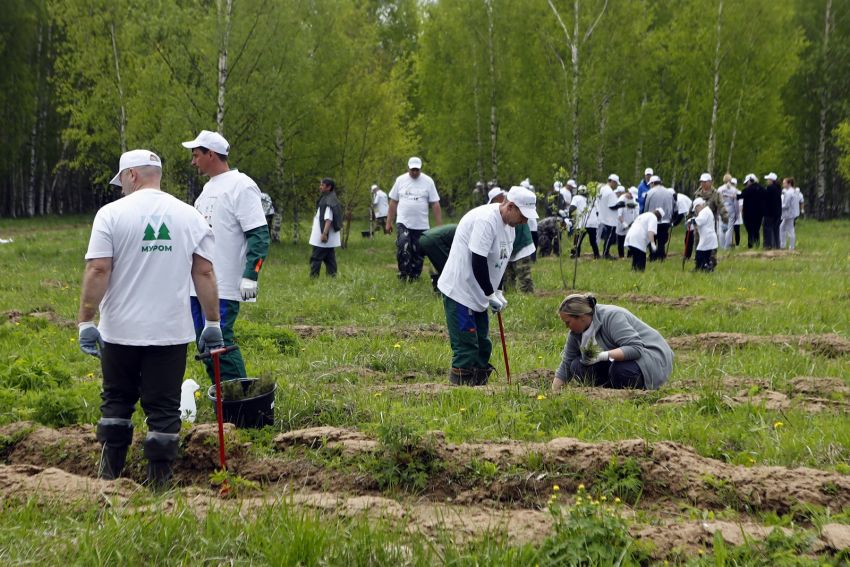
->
<box><xmin>437</xmin><ymin>186</ymin><xmax>538</xmax><ymax>386</ymax></box>
<box><xmin>78</xmin><ymin>149</ymin><xmax>223</xmax><ymax>487</ymax></box>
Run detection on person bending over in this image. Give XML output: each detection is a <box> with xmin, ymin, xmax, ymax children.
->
<box><xmin>552</xmin><ymin>293</ymin><xmax>673</xmax><ymax>392</ymax></box>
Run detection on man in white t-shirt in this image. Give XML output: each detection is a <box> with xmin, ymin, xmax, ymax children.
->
<box><xmin>182</xmin><ymin>130</ymin><xmax>269</xmax><ymax>382</ymax></box>
<box><xmin>691</xmin><ymin>197</ymin><xmax>718</xmax><ymax>272</ymax></box>
<box><xmin>780</xmin><ymin>176</ymin><xmax>803</xmax><ymax>250</ymax></box>
<box><xmin>598</xmin><ymin>175</ymin><xmax>621</xmax><ymax>259</ymax></box>
<box><xmin>624</xmin><ymin>208</ymin><xmax>662</xmax><ymax>272</ymax></box>
<box><xmin>437</xmin><ymin>186</ymin><xmax>538</xmax><ymax>386</ymax></box>
<box><xmin>386</xmin><ymin>156</ymin><xmax>442</xmax><ymax>281</ymax></box>
<box><xmin>310</xmin><ymin>178</ymin><xmax>342</xmax><ymax>277</ymax></box>
<box><xmin>77</xmin><ymin>149</ymin><xmax>222</xmax><ymax>487</ymax></box>
<box><xmin>370</xmin><ymin>184</ymin><xmax>389</xmax><ymax>234</ymax></box>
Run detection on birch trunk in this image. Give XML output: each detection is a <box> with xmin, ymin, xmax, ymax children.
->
<box><xmin>26</xmin><ymin>22</ymin><xmax>44</xmax><ymax>218</ymax></box>
<box><xmin>815</xmin><ymin>0</ymin><xmax>833</xmax><ymax>219</ymax></box>
<box><xmin>216</xmin><ymin>0</ymin><xmax>234</xmax><ymax>134</ymax></box>
<box><xmin>706</xmin><ymin>0</ymin><xmax>723</xmax><ymax>175</ymax></box>
<box><xmin>726</xmin><ymin>89</ymin><xmax>743</xmax><ymax>174</ymax></box>
<box><xmin>110</xmin><ymin>21</ymin><xmax>127</xmax><ymax>152</ymax></box>
<box><xmin>672</xmin><ymin>84</ymin><xmax>692</xmax><ymax>188</ymax></box>
<box><xmin>472</xmin><ymin>47</ymin><xmax>484</xmax><ymax>182</ymax></box>
<box><xmin>485</xmin><ymin>0</ymin><xmax>498</xmax><ymax>181</ymax></box>
<box><xmin>596</xmin><ymin>91</ymin><xmax>609</xmax><ymax>175</ymax></box>
<box><xmin>634</xmin><ymin>95</ymin><xmax>647</xmax><ymax>180</ymax></box>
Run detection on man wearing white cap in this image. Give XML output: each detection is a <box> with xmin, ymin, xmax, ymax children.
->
<box><xmin>438</xmin><ymin>186</ymin><xmax>537</xmax><ymax>386</ymax></box>
<box><xmin>598</xmin><ymin>175</ymin><xmax>621</xmax><ymax>259</ymax></box>
<box><xmin>642</xmin><ymin>175</ymin><xmax>674</xmax><ymax>260</ymax></box>
<box><xmin>762</xmin><ymin>172</ymin><xmax>782</xmax><ymax>249</ymax></box>
<box><xmin>182</xmin><ymin>130</ymin><xmax>269</xmax><ymax>383</ymax></box>
<box><xmin>637</xmin><ymin>168</ymin><xmax>653</xmax><ymax>213</ymax></box>
<box><xmin>690</xmin><ymin>197</ymin><xmax>718</xmax><ymax>271</ymax></box>
<box><xmin>560</xmin><ymin>179</ymin><xmax>575</xmax><ymax>208</ymax></box>
<box><xmin>386</xmin><ymin>156</ymin><xmax>442</xmax><ymax>281</ymax></box>
<box><xmin>624</xmin><ymin>208</ymin><xmax>662</xmax><ymax>271</ymax></box>
<box><xmin>78</xmin><ymin>149</ymin><xmax>222</xmax><ymax>486</ymax></box>
<box><xmin>615</xmin><ymin>186</ymin><xmax>639</xmax><ymax>258</ymax></box>
<box><xmin>370</xmin><ymin>183</ymin><xmax>389</xmax><ymax>234</ymax></box>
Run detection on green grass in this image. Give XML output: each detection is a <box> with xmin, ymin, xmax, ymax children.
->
<box><xmin>0</xmin><ymin>215</ymin><xmax>849</xmax><ymax>563</ymax></box>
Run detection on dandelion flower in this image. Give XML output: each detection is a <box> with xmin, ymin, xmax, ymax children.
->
<box><xmin>194</xmin><ymin>391</ymin><xmax>201</xmax><ymax>400</ymax></box>
<box><xmin>393</xmin><ymin>343</ymin><xmax>401</xmax><ymax>348</ymax></box>
<box><xmin>774</xmin><ymin>421</ymin><xmax>784</xmax><ymax>429</ymax></box>
<box><xmin>600</xmin><ymin>495</ymin><xmax>606</xmax><ymax>501</ymax></box>
<box><xmin>374</xmin><ymin>392</ymin><xmax>382</xmax><ymax>397</ymax></box>
<box><xmin>577</xmin><ymin>483</ymin><xmax>585</xmax><ymax>492</ymax></box>
<box><xmin>370</xmin><ymin>297</ymin><xmax>376</xmax><ymax>301</ymax></box>
<box><xmin>460</xmin><ymin>407</ymin><xmax>466</xmax><ymax>412</ymax></box>
<box><xmin>614</xmin><ymin>497</ymin><xmax>621</xmax><ymax>504</ymax></box>
<box><xmin>552</xmin><ymin>485</ymin><xmax>560</xmax><ymax>492</ymax></box>
<box><xmin>537</xmin><ymin>394</ymin><xmax>546</xmax><ymax>401</ymax></box>
<box><xmin>86</xmin><ymin>372</ymin><xmax>94</xmax><ymax>379</ymax></box>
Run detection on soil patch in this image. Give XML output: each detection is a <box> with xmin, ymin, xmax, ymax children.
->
<box><xmin>789</xmin><ymin>376</ymin><xmax>850</xmax><ymax>397</ymax></box>
<box><xmin>534</xmin><ymin>291</ymin><xmax>703</xmax><ymax>308</ymax></box>
<box><xmin>372</xmin><ymin>382</ymin><xmax>538</xmax><ymax>397</ymax></box>
<box><xmin>3</xmin><ymin>309</ymin><xmax>74</xmax><ymax>328</ymax></box>
<box><xmin>668</xmin><ymin>333</ymin><xmax>850</xmax><ymax>357</ymax></box>
<box><xmin>314</xmin><ymin>365</ymin><xmax>385</xmax><ymax>380</ymax></box>
<box><xmin>736</xmin><ymin>250</ymin><xmax>799</xmax><ymax>259</ymax></box>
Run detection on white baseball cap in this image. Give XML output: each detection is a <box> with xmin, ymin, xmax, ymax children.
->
<box><xmin>487</xmin><ymin>187</ymin><xmax>505</xmax><ymax>203</ymax></box>
<box><xmin>644</xmin><ymin>168</ymin><xmax>654</xmax><ymax>176</ymax></box>
<box><xmin>693</xmin><ymin>197</ymin><xmax>706</xmax><ymax>207</ymax></box>
<box><xmin>730</xmin><ymin>177</ymin><xmax>738</xmax><ymax>186</ymax></box>
<box><xmin>615</xmin><ymin>185</ymin><xmax>625</xmax><ymax>194</ymax></box>
<box><xmin>408</xmin><ymin>156</ymin><xmax>422</xmax><ymax>169</ymax></box>
<box><xmin>566</xmin><ymin>179</ymin><xmax>577</xmax><ymax>188</ymax></box>
<box><xmin>520</xmin><ymin>178</ymin><xmax>531</xmax><ymax>189</ymax></box>
<box><xmin>506</xmin><ymin>186</ymin><xmax>538</xmax><ymax>219</ymax></box>
<box><xmin>181</xmin><ymin>130</ymin><xmax>230</xmax><ymax>155</ymax></box>
<box><xmin>764</xmin><ymin>172</ymin><xmax>778</xmax><ymax>181</ymax></box>
<box><xmin>608</xmin><ymin>174</ymin><xmax>620</xmax><ymax>184</ymax></box>
<box><xmin>629</xmin><ymin>186</ymin><xmax>638</xmax><ymax>196</ymax></box>
<box><xmin>109</xmin><ymin>149</ymin><xmax>162</xmax><ymax>186</ymax></box>
<box><xmin>649</xmin><ymin>175</ymin><xmax>661</xmax><ymax>184</ymax></box>
<box><xmin>699</xmin><ymin>173</ymin><xmax>712</xmax><ymax>182</ymax></box>
<box><xmin>744</xmin><ymin>173</ymin><xmax>757</xmax><ymax>184</ymax></box>
<box><xmin>370</xmin><ymin>184</ymin><xmax>379</xmax><ymax>191</ymax></box>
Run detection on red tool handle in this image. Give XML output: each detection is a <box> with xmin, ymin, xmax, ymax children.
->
<box><xmin>211</xmin><ymin>348</ymin><xmax>228</xmax><ymax>471</ymax></box>
<box><xmin>497</xmin><ymin>311</ymin><xmax>511</xmax><ymax>385</ymax></box>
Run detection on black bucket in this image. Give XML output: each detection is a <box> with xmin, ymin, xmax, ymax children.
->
<box><xmin>207</xmin><ymin>378</ymin><xmax>276</xmax><ymax>429</ymax></box>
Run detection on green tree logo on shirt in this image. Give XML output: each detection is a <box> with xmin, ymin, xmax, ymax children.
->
<box><xmin>143</xmin><ymin>224</ymin><xmax>157</xmax><ymax>240</ymax></box>
<box><xmin>142</xmin><ymin>223</ymin><xmax>171</xmax><ymax>241</ymax></box>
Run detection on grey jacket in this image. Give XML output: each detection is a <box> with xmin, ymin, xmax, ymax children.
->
<box><xmin>556</xmin><ymin>304</ymin><xmax>673</xmax><ymax>390</ymax></box>
<box><xmin>643</xmin><ymin>187</ymin><xmax>674</xmax><ymax>224</ymax></box>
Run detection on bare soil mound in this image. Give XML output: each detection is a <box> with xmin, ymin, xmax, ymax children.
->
<box><xmin>2</xmin><ymin>309</ymin><xmax>74</xmax><ymax>328</ymax></box>
<box><xmin>789</xmin><ymin>376</ymin><xmax>850</xmax><ymax>397</ymax></box>
<box><xmin>0</xmin><ymin>463</ymin><xmax>140</xmax><ymax>503</ymax></box>
<box><xmin>736</xmin><ymin>250</ymin><xmax>798</xmax><ymax>259</ymax></box>
<box><xmin>669</xmin><ymin>332</ymin><xmax>850</xmax><ymax>357</ymax></box>
<box><xmin>372</xmin><ymin>382</ymin><xmax>538</xmax><ymax>397</ymax></box>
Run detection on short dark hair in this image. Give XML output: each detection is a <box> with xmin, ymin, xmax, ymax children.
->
<box><xmin>198</xmin><ymin>146</ymin><xmax>228</xmax><ymax>162</ymax></box>
<box><xmin>321</xmin><ymin>177</ymin><xmax>336</xmax><ymax>190</ymax></box>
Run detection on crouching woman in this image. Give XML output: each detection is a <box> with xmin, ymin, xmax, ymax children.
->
<box><xmin>552</xmin><ymin>293</ymin><xmax>673</xmax><ymax>392</ymax></box>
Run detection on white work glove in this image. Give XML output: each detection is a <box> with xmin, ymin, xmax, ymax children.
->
<box><xmin>78</xmin><ymin>322</ymin><xmax>104</xmax><ymax>358</ymax></box>
<box><xmin>240</xmin><ymin>277</ymin><xmax>258</xmax><ymax>301</ymax></box>
<box><xmin>197</xmin><ymin>320</ymin><xmax>224</xmax><ymax>354</ymax></box>
<box><xmin>650</xmin><ymin>242</ymin><xmax>658</xmax><ymax>253</ymax></box>
<box><xmin>487</xmin><ymin>292</ymin><xmax>507</xmax><ymax>313</ymax></box>
<box><xmin>583</xmin><ymin>350</ymin><xmax>610</xmax><ymax>365</ymax></box>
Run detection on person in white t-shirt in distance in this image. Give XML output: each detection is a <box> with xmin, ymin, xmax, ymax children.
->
<box><xmin>310</xmin><ymin>178</ymin><xmax>342</xmax><ymax>277</ymax></box>
<box><xmin>690</xmin><ymin>197</ymin><xmax>718</xmax><ymax>272</ymax></box>
<box><xmin>386</xmin><ymin>156</ymin><xmax>442</xmax><ymax>282</ymax></box>
<box><xmin>437</xmin><ymin>186</ymin><xmax>537</xmax><ymax>386</ymax></box>
<box><xmin>615</xmin><ymin>187</ymin><xmax>639</xmax><ymax>259</ymax></box>
<box><xmin>570</xmin><ymin>185</ymin><xmax>600</xmax><ymax>259</ymax></box>
<box><xmin>624</xmin><ymin>208</ymin><xmax>662</xmax><ymax>272</ymax></box>
<box><xmin>717</xmin><ymin>174</ymin><xmax>739</xmax><ymax>250</ymax></box>
<box><xmin>370</xmin><ymin>183</ymin><xmax>389</xmax><ymax>234</ymax></box>
<box><xmin>182</xmin><ymin>130</ymin><xmax>269</xmax><ymax>383</ymax></box>
<box><xmin>78</xmin><ymin>149</ymin><xmax>222</xmax><ymax>487</ymax></box>
<box><xmin>780</xmin><ymin>177</ymin><xmax>803</xmax><ymax>250</ymax></box>
<box><xmin>598</xmin><ymin>174</ymin><xmax>621</xmax><ymax>259</ymax></box>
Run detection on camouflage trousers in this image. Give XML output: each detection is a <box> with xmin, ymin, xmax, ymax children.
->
<box><xmin>538</xmin><ymin>228</ymin><xmax>562</xmax><ymax>257</ymax></box>
<box><xmin>266</xmin><ymin>214</ymin><xmax>281</xmax><ymax>243</ymax></box>
<box><xmin>504</xmin><ymin>257</ymin><xmax>534</xmax><ymax>293</ymax></box>
<box><xmin>396</xmin><ymin>223</ymin><xmax>425</xmax><ymax>281</ymax></box>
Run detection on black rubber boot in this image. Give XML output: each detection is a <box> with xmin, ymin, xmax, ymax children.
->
<box><xmin>96</xmin><ymin>418</ymin><xmax>134</xmax><ymax>480</ymax></box>
<box><xmin>143</xmin><ymin>431</ymin><xmax>179</xmax><ymax>490</ymax></box>
<box><xmin>474</xmin><ymin>364</ymin><xmax>496</xmax><ymax>386</ymax></box>
<box><xmin>449</xmin><ymin>367</ymin><xmax>475</xmax><ymax>386</ymax></box>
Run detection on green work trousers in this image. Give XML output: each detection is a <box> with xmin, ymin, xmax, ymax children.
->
<box><xmin>191</xmin><ymin>297</ymin><xmax>247</xmax><ymax>382</ymax></box>
<box><xmin>443</xmin><ymin>294</ymin><xmax>492</xmax><ymax>369</ymax></box>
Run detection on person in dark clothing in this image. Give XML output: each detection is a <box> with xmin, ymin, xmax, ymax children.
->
<box><xmin>761</xmin><ymin>172</ymin><xmax>782</xmax><ymax>249</ymax></box>
<box><xmin>739</xmin><ymin>174</ymin><xmax>765</xmax><ymax>249</ymax></box>
<box><xmin>420</xmin><ymin>224</ymin><xmax>458</xmax><ymax>291</ymax></box>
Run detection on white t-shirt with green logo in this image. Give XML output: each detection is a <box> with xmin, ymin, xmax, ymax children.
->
<box><xmin>85</xmin><ymin>189</ymin><xmax>215</xmax><ymax>345</ymax></box>
<box><xmin>193</xmin><ymin>169</ymin><xmax>267</xmax><ymax>301</ymax></box>
<box><xmin>437</xmin><ymin>204</ymin><xmax>515</xmax><ymax>312</ymax></box>
<box><xmin>388</xmin><ymin>172</ymin><xmax>440</xmax><ymax>230</ymax></box>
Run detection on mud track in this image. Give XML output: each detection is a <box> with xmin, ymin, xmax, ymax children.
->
<box><xmin>668</xmin><ymin>332</ymin><xmax>850</xmax><ymax>357</ymax></box>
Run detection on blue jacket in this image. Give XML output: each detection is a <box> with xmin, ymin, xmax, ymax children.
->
<box><xmin>637</xmin><ymin>180</ymin><xmax>650</xmax><ymax>213</ymax></box>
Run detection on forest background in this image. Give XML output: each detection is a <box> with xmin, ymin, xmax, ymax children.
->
<box><xmin>2</xmin><ymin>0</ymin><xmax>850</xmax><ymax>229</ymax></box>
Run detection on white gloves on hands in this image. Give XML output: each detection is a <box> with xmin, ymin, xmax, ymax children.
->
<box><xmin>78</xmin><ymin>322</ymin><xmax>104</xmax><ymax>358</ymax></box>
<box><xmin>650</xmin><ymin>242</ymin><xmax>658</xmax><ymax>253</ymax></box>
<box><xmin>487</xmin><ymin>291</ymin><xmax>507</xmax><ymax>313</ymax></box>
<box><xmin>583</xmin><ymin>350</ymin><xmax>610</xmax><ymax>365</ymax></box>
<box><xmin>240</xmin><ymin>278</ymin><xmax>258</xmax><ymax>301</ymax></box>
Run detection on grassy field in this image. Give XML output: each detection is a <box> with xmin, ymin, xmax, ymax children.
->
<box><xmin>0</xmin><ymin>214</ymin><xmax>848</xmax><ymax>565</ymax></box>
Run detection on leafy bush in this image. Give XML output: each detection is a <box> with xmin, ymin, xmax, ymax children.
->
<box><xmin>366</xmin><ymin>422</ymin><xmax>441</xmax><ymax>493</ymax></box>
<box><xmin>0</xmin><ymin>356</ymin><xmax>71</xmax><ymax>391</ymax></box>
<box><xmin>594</xmin><ymin>456</ymin><xmax>643</xmax><ymax>505</ymax></box>
<box><xmin>32</xmin><ymin>388</ymin><xmax>85</xmax><ymax>427</ymax></box>
<box><xmin>538</xmin><ymin>485</ymin><xmax>650</xmax><ymax>565</ymax></box>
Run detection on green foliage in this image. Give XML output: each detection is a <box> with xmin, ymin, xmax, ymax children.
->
<box><xmin>539</xmin><ymin>488</ymin><xmax>649</xmax><ymax>565</ymax></box>
<box><xmin>366</xmin><ymin>421</ymin><xmax>442</xmax><ymax>493</ymax></box>
<box><xmin>235</xmin><ymin>321</ymin><xmax>298</xmax><ymax>354</ymax></box>
<box><xmin>836</xmin><ymin>121</ymin><xmax>850</xmax><ymax>185</ymax></box>
<box><xmin>1</xmin><ymin>356</ymin><xmax>71</xmax><ymax>391</ymax></box>
<box><xmin>594</xmin><ymin>456</ymin><xmax>644</xmax><ymax>505</ymax></box>
<box><xmin>209</xmin><ymin>468</ymin><xmax>261</xmax><ymax>497</ymax></box>
<box><xmin>31</xmin><ymin>388</ymin><xmax>85</xmax><ymax>427</ymax></box>
<box><xmin>218</xmin><ymin>376</ymin><xmax>277</xmax><ymax>402</ymax></box>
